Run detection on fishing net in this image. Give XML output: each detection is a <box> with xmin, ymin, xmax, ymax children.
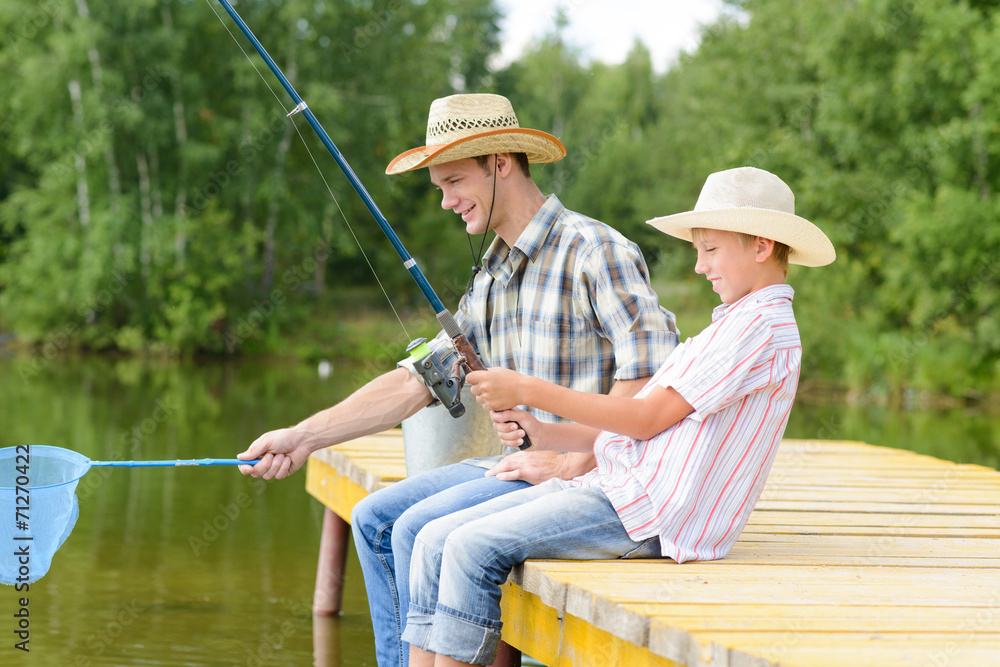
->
<box><xmin>0</xmin><ymin>445</ymin><xmax>257</xmax><ymax>586</ymax></box>
<box><xmin>0</xmin><ymin>446</ymin><xmax>91</xmax><ymax>585</ymax></box>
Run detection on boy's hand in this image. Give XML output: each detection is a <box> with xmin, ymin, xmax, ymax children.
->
<box><xmin>466</xmin><ymin>368</ymin><xmax>528</xmax><ymax>411</ymax></box>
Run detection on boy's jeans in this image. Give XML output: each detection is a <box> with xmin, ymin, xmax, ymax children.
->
<box><xmin>350</xmin><ymin>462</ymin><xmax>530</xmax><ymax>667</ymax></box>
<box><xmin>402</xmin><ymin>479</ymin><xmax>662</xmax><ymax>666</ymax></box>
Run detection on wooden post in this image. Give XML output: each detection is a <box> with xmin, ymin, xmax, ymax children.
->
<box><xmin>313</xmin><ymin>507</ymin><xmax>350</xmax><ymax>615</ymax></box>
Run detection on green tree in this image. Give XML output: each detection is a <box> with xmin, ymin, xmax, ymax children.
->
<box><xmin>0</xmin><ymin>0</ymin><xmax>500</xmax><ymax>353</ymax></box>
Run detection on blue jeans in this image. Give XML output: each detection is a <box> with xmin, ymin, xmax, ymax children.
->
<box><xmin>402</xmin><ymin>479</ymin><xmax>662</xmax><ymax>665</ymax></box>
<box><xmin>350</xmin><ymin>462</ymin><xmax>531</xmax><ymax>667</ymax></box>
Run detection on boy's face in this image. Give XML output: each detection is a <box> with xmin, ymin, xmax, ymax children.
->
<box><xmin>429</xmin><ymin>158</ymin><xmax>496</xmax><ymax>236</ymax></box>
<box><xmin>692</xmin><ymin>229</ymin><xmax>771</xmax><ymax>304</ymax></box>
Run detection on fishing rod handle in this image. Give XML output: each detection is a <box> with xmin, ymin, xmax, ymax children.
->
<box><xmin>451</xmin><ymin>334</ymin><xmax>533</xmax><ymax>451</ymax></box>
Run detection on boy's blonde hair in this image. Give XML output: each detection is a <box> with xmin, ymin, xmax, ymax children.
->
<box><xmin>692</xmin><ymin>228</ymin><xmax>791</xmax><ymax>276</ymax></box>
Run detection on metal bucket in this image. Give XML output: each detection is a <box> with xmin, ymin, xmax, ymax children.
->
<box><xmin>401</xmin><ymin>395</ymin><xmax>503</xmax><ymax>477</ymax></box>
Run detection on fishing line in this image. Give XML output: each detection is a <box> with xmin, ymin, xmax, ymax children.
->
<box><xmin>203</xmin><ymin>0</ymin><xmax>411</xmax><ymax>340</ymax></box>
<box><xmin>207</xmin><ymin>0</ymin><xmax>535</xmax><ymax>447</ymax></box>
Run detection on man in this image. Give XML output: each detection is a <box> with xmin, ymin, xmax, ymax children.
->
<box><xmin>238</xmin><ymin>93</ymin><xmax>678</xmax><ymax>667</ymax></box>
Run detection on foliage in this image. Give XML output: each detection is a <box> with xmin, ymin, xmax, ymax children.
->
<box><xmin>2</xmin><ymin>0</ymin><xmax>999</xmax><ymax>400</ymax></box>
<box><xmin>0</xmin><ymin>0</ymin><xmax>498</xmax><ymax>353</ymax></box>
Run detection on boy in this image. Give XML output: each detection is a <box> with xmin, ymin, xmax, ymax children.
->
<box><xmin>402</xmin><ymin>166</ymin><xmax>836</xmax><ymax>667</ymax></box>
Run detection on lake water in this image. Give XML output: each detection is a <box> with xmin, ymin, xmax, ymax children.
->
<box><xmin>0</xmin><ymin>355</ymin><xmax>996</xmax><ymax>666</ymax></box>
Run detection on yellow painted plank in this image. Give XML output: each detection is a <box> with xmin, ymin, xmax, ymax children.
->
<box><xmin>687</xmin><ymin>632</ymin><xmax>1000</xmax><ymax>649</ymax></box>
<box><xmin>735</xmin><ymin>645</ymin><xmax>1000</xmax><ymax>667</ymax></box>
<box><xmin>519</xmin><ymin>562</ymin><xmax>1000</xmax><ymax>609</ymax></box>
<box><xmin>740</xmin><ymin>523</ymin><xmax>1000</xmax><ymax>537</ymax></box>
<box><xmin>305</xmin><ymin>454</ymin><xmax>367</xmax><ymax>521</ymax></box>
<box><xmin>766</xmin><ymin>466</ymin><xmax>999</xmax><ymax>478</ymax></box>
<box><xmin>745</xmin><ymin>510</ymin><xmax>1000</xmax><ymax>528</ymax></box>
<box><xmin>500</xmin><ymin>582</ymin><xmax>679</xmax><ymax>667</ymax></box>
<box><xmin>522</xmin><ymin>559</ymin><xmax>1000</xmax><ymax>581</ymax></box>
<box><xmin>499</xmin><ymin>582</ymin><xmax>566</xmax><ymax>664</ymax></box>
<box><xmin>722</xmin><ymin>543</ymin><xmax>1000</xmax><ymax>568</ymax></box>
<box><xmin>756</xmin><ymin>487</ymin><xmax>1000</xmax><ymax>504</ymax></box>
<box><xmin>652</xmin><ymin>631</ymin><xmax>1000</xmax><ymax>667</ymax></box>
<box><xmin>733</xmin><ymin>533</ymin><xmax>1000</xmax><ymax>559</ymax></box>
<box><xmin>566</xmin><ymin>579</ymin><xmax>997</xmax><ymax>609</ymax></box>
<box><xmin>753</xmin><ymin>499</ymin><xmax>999</xmax><ymax>513</ymax></box>
<box><xmin>556</xmin><ymin>613</ymin><xmax>680</xmax><ymax>667</ymax></box>
<box><xmin>626</xmin><ymin>602</ymin><xmax>1000</xmax><ymax>633</ymax></box>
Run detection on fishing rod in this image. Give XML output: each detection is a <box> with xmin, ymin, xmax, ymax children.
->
<box><xmin>213</xmin><ymin>0</ymin><xmax>531</xmax><ymax>448</ymax></box>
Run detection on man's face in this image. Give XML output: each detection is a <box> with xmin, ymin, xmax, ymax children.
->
<box><xmin>428</xmin><ymin>158</ymin><xmax>495</xmax><ymax>236</ymax></box>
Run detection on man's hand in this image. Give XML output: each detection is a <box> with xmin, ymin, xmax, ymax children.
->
<box><xmin>485</xmin><ymin>449</ymin><xmax>596</xmax><ymax>484</ymax></box>
<box><xmin>489</xmin><ymin>408</ymin><xmax>542</xmax><ymax>449</ymax></box>
<box><xmin>237</xmin><ymin>428</ymin><xmax>313</xmax><ymax>480</ymax></box>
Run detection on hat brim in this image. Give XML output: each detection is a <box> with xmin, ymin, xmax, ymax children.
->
<box><xmin>385</xmin><ymin>128</ymin><xmax>566</xmax><ymax>175</ymax></box>
<box><xmin>647</xmin><ymin>208</ymin><xmax>836</xmax><ymax>267</ymax></box>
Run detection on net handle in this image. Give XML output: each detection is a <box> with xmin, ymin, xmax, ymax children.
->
<box><xmin>90</xmin><ymin>459</ymin><xmax>262</xmax><ymax>467</ymax></box>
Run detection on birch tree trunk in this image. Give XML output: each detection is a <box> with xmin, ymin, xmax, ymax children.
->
<box><xmin>161</xmin><ymin>4</ymin><xmax>189</xmax><ymax>268</ymax></box>
<box><xmin>261</xmin><ymin>59</ymin><xmax>298</xmax><ymax>294</ymax></box>
<box><xmin>262</xmin><ymin>115</ymin><xmax>295</xmax><ymax>294</ymax></box>
<box><xmin>137</xmin><ymin>152</ymin><xmax>153</xmax><ymax>279</ymax></box>
<box><xmin>67</xmin><ymin>80</ymin><xmax>91</xmax><ymax>228</ymax></box>
<box><xmin>75</xmin><ymin>0</ymin><xmax>121</xmax><ymax>213</ymax></box>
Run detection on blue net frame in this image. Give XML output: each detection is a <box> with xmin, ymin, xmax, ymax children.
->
<box><xmin>0</xmin><ymin>446</ymin><xmax>92</xmax><ymax>585</ymax></box>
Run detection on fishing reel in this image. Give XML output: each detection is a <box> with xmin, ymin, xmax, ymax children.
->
<box><xmin>406</xmin><ymin>338</ymin><xmax>466</xmax><ymax>419</ymax></box>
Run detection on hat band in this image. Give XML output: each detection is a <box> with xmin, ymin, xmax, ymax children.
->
<box><xmin>427</xmin><ymin>113</ymin><xmax>519</xmax><ymax>143</ymax></box>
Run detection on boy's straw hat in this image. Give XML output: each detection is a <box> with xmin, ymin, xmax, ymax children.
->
<box><xmin>385</xmin><ymin>94</ymin><xmax>566</xmax><ymax>175</ymax></box>
<box><xmin>647</xmin><ymin>167</ymin><xmax>836</xmax><ymax>267</ymax></box>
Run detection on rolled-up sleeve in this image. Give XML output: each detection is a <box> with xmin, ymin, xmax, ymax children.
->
<box><xmin>579</xmin><ymin>240</ymin><xmax>679</xmax><ymax>381</ymax></box>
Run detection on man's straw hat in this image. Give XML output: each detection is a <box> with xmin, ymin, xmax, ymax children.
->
<box><xmin>647</xmin><ymin>167</ymin><xmax>836</xmax><ymax>267</ymax></box>
<box><xmin>386</xmin><ymin>94</ymin><xmax>566</xmax><ymax>175</ymax></box>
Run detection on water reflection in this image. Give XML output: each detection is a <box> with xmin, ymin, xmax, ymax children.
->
<box><xmin>0</xmin><ymin>356</ymin><xmax>377</xmax><ymax>666</ymax></box>
<box><xmin>313</xmin><ymin>615</ymin><xmax>341</xmax><ymax>666</ymax></box>
<box><xmin>787</xmin><ymin>397</ymin><xmax>1000</xmax><ymax>470</ymax></box>
<box><xmin>0</xmin><ymin>355</ymin><xmax>996</xmax><ymax>665</ymax></box>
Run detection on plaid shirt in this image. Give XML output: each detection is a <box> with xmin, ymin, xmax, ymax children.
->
<box><xmin>418</xmin><ymin>194</ymin><xmax>678</xmax><ymax>424</ymax></box>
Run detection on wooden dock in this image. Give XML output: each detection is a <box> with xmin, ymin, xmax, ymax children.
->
<box><xmin>305</xmin><ymin>432</ymin><xmax>1000</xmax><ymax>666</ymax></box>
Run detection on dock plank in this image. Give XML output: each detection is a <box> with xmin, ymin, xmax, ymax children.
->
<box><xmin>305</xmin><ymin>434</ymin><xmax>1000</xmax><ymax>666</ymax></box>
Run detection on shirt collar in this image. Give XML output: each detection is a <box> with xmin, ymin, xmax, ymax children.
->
<box><xmin>482</xmin><ymin>194</ymin><xmax>564</xmax><ymax>280</ymax></box>
<box><xmin>711</xmin><ymin>284</ymin><xmax>795</xmax><ymax>322</ymax></box>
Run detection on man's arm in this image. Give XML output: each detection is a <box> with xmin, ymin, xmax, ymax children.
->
<box><xmin>238</xmin><ymin>367</ymin><xmax>433</xmax><ymax>480</ymax></box>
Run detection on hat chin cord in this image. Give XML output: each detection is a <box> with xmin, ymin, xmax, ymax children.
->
<box><xmin>464</xmin><ymin>154</ymin><xmax>499</xmax><ymax>298</ymax></box>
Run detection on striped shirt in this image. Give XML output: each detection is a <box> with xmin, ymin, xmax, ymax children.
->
<box><xmin>418</xmin><ymin>194</ymin><xmax>678</xmax><ymax>424</ymax></box>
<box><xmin>576</xmin><ymin>285</ymin><xmax>800</xmax><ymax>563</ymax></box>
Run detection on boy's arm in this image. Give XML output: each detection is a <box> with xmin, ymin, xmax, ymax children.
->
<box><xmin>467</xmin><ymin>369</ymin><xmax>693</xmax><ymax>441</ymax></box>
